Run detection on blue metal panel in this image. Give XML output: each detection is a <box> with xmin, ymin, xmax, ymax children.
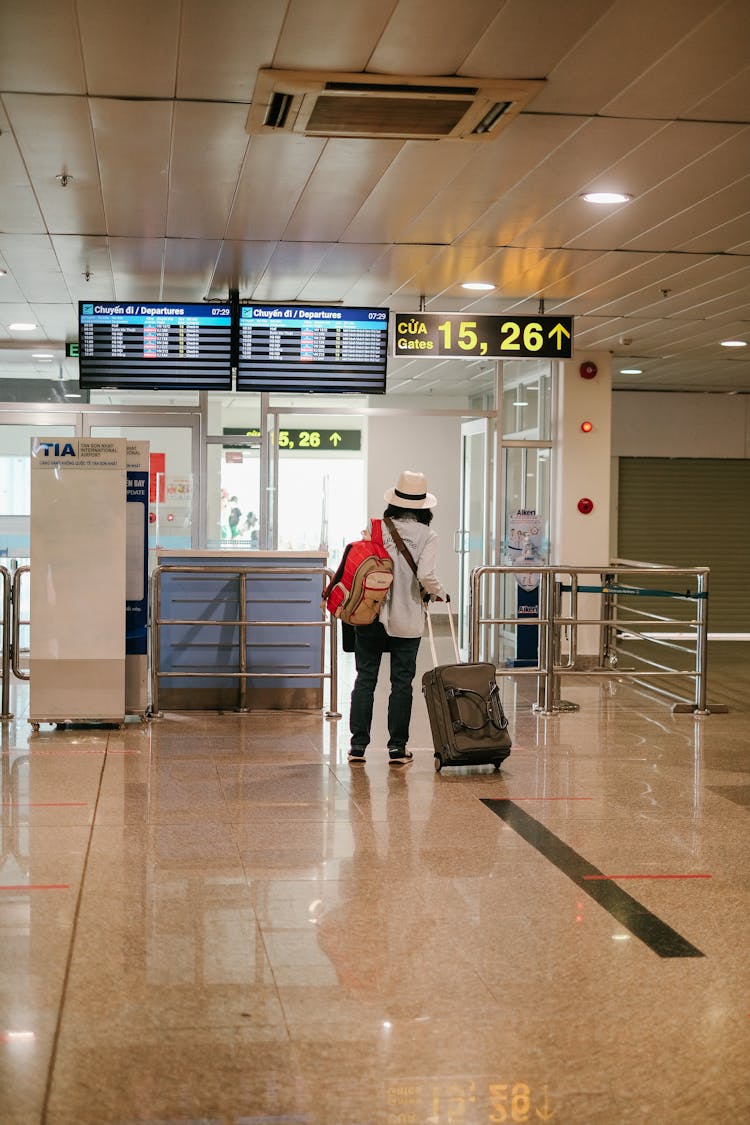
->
<box><xmin>157</xmin><ymin>555</ymin><xmax>326</xmax><ymax>692</ymax></box>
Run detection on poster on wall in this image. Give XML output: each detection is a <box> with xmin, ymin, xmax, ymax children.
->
<box><xmin>504</xmin><ymin>510</ymin><xmax>546</xmax><ymax>590</ymax></box>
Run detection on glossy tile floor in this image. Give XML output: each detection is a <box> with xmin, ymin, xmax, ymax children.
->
<box><xmin>1</xmin><ymin>643</ymin><xmax>749</xmax><ymax>1124</ymax></box>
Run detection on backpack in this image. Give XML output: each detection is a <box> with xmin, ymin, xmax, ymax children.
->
<box><xmin>322</xmin><ymin>519</ymin><xmax>394</xmax><ymax>626</ymax></box>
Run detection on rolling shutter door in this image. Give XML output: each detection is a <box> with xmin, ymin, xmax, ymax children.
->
<box><xmin>617</xmin><ymin>458</ymin><xmax>750</xmax><ymax>632</ymax></box>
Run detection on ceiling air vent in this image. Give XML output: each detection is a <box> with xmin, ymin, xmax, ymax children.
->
<box><xmin>246</xmin><ymin>70</ymin><xmax>544</xmax><ymax>142</ymax></box>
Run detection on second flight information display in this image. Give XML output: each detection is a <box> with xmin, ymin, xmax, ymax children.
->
<box><xmin>237</xmin><ymin>305</ymin><xmax>389</xmax><ymax>394</ymax></box>
<box><xmin>78</xmin><ymin>302</ymin><xmax>233</xmax><ymax>390</ymax></box>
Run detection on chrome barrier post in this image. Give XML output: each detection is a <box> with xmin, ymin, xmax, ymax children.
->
<box><xmin>470</xmin><ymin>568</ymin><xmax>483</xmax><ymax>664</ymax></box>
<box><xmin>694</xmin><ymin>569</ymin><xmax>709</xmax><ymax>714</ymax></box>
<box><xmin>599</xmin><ymin>572</ymin><xmax>615</xmax><ymax>667</ymax></box>
<box><xmin>324</xmin><ymin>568</ymin><xmax>341</xmax><ymax>719</ymax></box>
<box><xmin>533</xmin><ymin>569</ymin><xmax>546</xmax><ymax>711</ymax></box>
<box><xmin>534</xmin><ymin>569</ymin><xmax>557</xmax><ymax>715</ymax></box>
<box><xmin>149</xmin><ymin>566</ymin><xmax>163</xmax><ymax>718</ymax></box>
<box><xmin>553</xmin><ymin>572</ymin><xmax>580</xmax><ymax>713</ymax></box>
<box><xmin>238</xmin><ymin>570</ymin><xmax>249</xmax><ymax>713</ymax></box>
<box><xmin>10</xmin><ymin>567</ymin><xmax>30</xmax><ymax>684</ymax></box>
<box><xmin>0</xmin><ymin>567</ymin><xmax>12</xmax><ymax>721</ymax></box>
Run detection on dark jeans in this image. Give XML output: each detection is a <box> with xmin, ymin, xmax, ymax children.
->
<box><xmin>349</xmin><ymin>620</ymin><xmax>421</xmax><ymax>752</ymax></box>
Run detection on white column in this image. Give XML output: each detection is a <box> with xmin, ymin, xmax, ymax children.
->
<box><xmin>552</xmin><ymin>350</ymin><xmax>613</xmax><ymax>657</ymax></box>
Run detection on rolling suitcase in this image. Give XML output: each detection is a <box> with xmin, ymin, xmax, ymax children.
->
<box><xmin>421</xmin><ymin>603</ymin><xmax>512</xmax><ymax>773</ymax></box>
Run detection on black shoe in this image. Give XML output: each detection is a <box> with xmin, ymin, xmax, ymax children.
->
<box><xmin>388</xmin><ymin>749</ymin><xmax>413</xmax><ymax>765</ymax></box>
<box><xmin>348</xmin><ymin>748</ymin><xmax>366</xmax><ymax>763</ymax></box>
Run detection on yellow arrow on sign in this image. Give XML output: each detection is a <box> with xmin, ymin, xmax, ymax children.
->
<box><xmin>329</xmin><ymin>432</ymin><xmax>342</xmax><ymax>446</ymax></box>
<box><xmin>536</xmin><ymin>1085</ymin><xmax>556</xmax><ymax>1120</ymax></box>
<box><xmin>549</xmin><ymin>323</ymin><xmax>571</xmax><ymax>348</ymax></box>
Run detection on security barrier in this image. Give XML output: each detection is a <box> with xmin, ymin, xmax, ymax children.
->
<box><xmin>1</xmin><ymin>559</ymin><xmax>714</xmax><ymax>723</ymax></box>
<box><xmin>0</xmin><ymin>567</ymin><xmax>11</xmax><ymax>720</ymax></box>
<box><xmin>150</xmin><ymin>563</ymin><xmax>340</xmax><ymax>719</ymax></box>
<box><xmin>469</xmin><ymin>561</ymin><xmax>716</xmax><ymax>715</ymax></box>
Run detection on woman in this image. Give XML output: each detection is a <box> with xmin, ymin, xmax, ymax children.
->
<box><xmin>348</xmin><ymin>470</ymin><xmax>446</xmax><ymax>766</ymax></box>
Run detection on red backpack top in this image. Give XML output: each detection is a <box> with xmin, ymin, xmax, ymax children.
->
<box><xmin>322</xmin><ymin>519</ymin><xmax>394</xmax><ymax>626</ymax></box>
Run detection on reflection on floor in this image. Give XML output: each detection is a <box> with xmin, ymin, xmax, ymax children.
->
<box><xmin>1</xmin><ymin>643</ymin><xmax>749</xmax><ymax>1124</ymax></box>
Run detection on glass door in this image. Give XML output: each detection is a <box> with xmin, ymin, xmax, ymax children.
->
<box><xmin>457</xmin><ymin>418</ymin><xmax>490</xmax><ymax>655</ymax></box>
<box><xmin>84</xmin><ymin>412</ymin><xmax>200</xmax><ymax>569</ymax></box>
<box><xmin>269</xmin><ymin>411</ymin><xmax>366</xmax><ymax>573</ymax></box>
<box><xmin>0</xmin><ymin>413</ymin><xmax>79</xmax><ymax>561</ymax></box>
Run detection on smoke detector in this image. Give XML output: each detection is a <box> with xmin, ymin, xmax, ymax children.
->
<box><xmin>246</xmin><ymin>69</ymin><xmax>544</xmax><ymax>142</ymax></box>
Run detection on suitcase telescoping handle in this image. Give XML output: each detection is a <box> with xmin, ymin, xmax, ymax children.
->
<box><xmin>425</xmin><ymin>597</ymin><xmax>461</xmax><ymax>667</ymax></box>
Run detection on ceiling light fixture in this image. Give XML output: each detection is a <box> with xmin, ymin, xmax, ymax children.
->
<box><xmin>720</xmin><ymin>339</ymin><xmax>747</xmax><ymax>348</ymax></box>
<box><xmin>620</xmin><ymin>368</ymin><xmax>643</xmax><ymax>375</ymax></box>
<box><xmin>32</xmin><ymin>352</ymin><xmax>54</xmax><ymax>359</ymax></box>
<box><xmin>0</xmin><ymin>268</ymin><xmax>7</xmax><ymax>276</ymax></box>
<box><xmin>9</xmin><ymin>322</ymin><xmax>37</xmax><ymax>331</ymax></box>
<box><xmin>462</xmin><ymin>281</ymin><xmax>495</xmax><ymax>291</ymax></box>
<box><xmin>582</xmin><ymin>191</ymin><xmax>631</xmax><ymax>204</ymax></box>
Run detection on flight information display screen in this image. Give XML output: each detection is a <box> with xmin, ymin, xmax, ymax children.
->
<box><xmin>236</xmin><ymin>304</ymin><xmax>389</xmax><ymax>394</ymax></box>
<box><xmin>78</xmin><ymin>301</ymin><xmax>233</xmax><ymax>390</ymax></box>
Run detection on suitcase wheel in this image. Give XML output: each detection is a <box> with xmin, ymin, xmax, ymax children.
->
<box><xmin>434</xmin><ymin>754</ymin><xmax>443</xmax><ymax>773</ymax></box>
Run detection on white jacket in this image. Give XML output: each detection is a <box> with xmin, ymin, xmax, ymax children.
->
<box><xmin>373</xmin><ymin>515</ymin><xmax>446</xmax><ymax>638</ymax></box>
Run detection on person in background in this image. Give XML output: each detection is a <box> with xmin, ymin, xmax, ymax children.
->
<box><xmin>227</xmin><ymin>506</ymin><xmax>243</xmax><ymax>538</ymax></box>
<box><xmin>243</xmin><ymin>511</ymin><xmax>259</xmax><ymax>547</ymax></box>
<box><xmin>348</xmin><ymin>470</ymin><xmax>446</xmax><ymax>767</ymax></box>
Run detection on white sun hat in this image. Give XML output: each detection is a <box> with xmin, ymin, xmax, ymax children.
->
<box><xmin>384</xmin><ymin>470</ymin><xmax>437</xmax><ymax>509</ymax></box>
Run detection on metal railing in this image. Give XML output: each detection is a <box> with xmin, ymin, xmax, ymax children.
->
<box><xmin>10</xmin><ymin>566</ymin><xmax>30</xmax><ymax>686</ymax></box>
<box><xmin>470</xmin><ymin>562</ymin><xmax>714</xmax><ymax>715</ymax></box>
<box><xmin>1</xmin><ymin>557</ymin><xmax>715</xmax><ymax>723</ymax></box>
<box><xmin>0</xmin><ymin>567</ymin><xmax>11</xmax><ymax>720</ymax></box>
<box><xmin>150</xmin><ymin>563</ymin><xmax>340</xmax><ymax>718</ymax></box>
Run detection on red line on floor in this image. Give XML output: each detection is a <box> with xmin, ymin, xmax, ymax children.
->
<box><xmin>1</xmin><ymin>802</ymin><xmax>87</xmax><ymax>808</ymax></box>
<box><xmin>1</xmin><ymin>884</ymin><xmax>70</xmax><ymax>891</ymax></box>
<box><xmin>24</xmin><ymin>749</ymin><xmax>139</xmax><ymax>755</ymax></box>
<box><xmin>583</xmin><ymin>874</ymin><xmax>712</xmax><ymax>880</ymax></box>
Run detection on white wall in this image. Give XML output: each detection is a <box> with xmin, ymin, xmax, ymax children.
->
<box><xmin>366</xmin><ymin>404</ymin><xmax>462</xmax><ymax>599</ymax></box>
<box><xmin>553</xmin><ymin>352</ymin><xmax>612</xmax><ymax>569</ymax></box>
<box><xmin>612</xmin><ymin>392</ymin><xmax>750</xmax><ymax>458</ymax></box>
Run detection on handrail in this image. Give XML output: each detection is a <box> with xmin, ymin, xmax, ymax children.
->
<box><xmin>470</xmin><ymin>563</ymin><xmax>714</xmax><ymax>715</ymax></box>
<box><xmin>150</xmin><ymin>563</ymin><xmax>340</xmax><ymax>719</ymax></box>
<box><xmin>10</xmin><ymin>566</ymin><xmax>30</xmax><ymax>684</ymax></box>
<box><xmin>0</xmin><ymin>566</ymin><xmax>11</xmax><ymax>720</ymax></box>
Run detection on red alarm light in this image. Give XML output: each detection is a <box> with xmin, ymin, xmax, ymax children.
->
<box><xmin>577</xmin><ymin>498</ymin><xmax>594</xmax><ymax>514</ymax></box>
<box><xmin>580</xmin><ymin>420</ymin><xmax>593</xmax><ymax>433</ymax></box>
<box><xmin>580</xmin><ymin>361</ymin><xmax>597</xmax><ymax>379</ymax></box>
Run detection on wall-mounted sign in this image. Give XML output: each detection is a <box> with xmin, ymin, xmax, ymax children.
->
<box><xmin>394</xmin><ymin>313</ymin><xmax>573</xmax><ymax>359</ymax></box>
<box><xmin>223</xmin><ymin>427</ymin><xmax>361</xmax><ymax>452</ymax></box>
<box><xmin>65</xmin><ymin>341</ymin><xmax>79</xmax><ymax>357</ymax></box>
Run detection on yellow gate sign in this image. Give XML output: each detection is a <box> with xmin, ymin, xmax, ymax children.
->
<box><xmin>394</xmin><ymin>313</ymin><xmax>573</xmax><ymax>359</ymax></box>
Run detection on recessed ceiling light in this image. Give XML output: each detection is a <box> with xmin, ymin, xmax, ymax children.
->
<box><xmin>462</xmin><ymin>281</ymin><xmax>495</xmax><ymax>291</ymax></box>
<box><xmin>720</xmin><ymin>339</ymin><xmax>747</xmax><ymax>348</ymax></box>
<box><xmin>32</xmin><ymin>352</ymin><xmax>54</xmax><ymax>359</ymax></box>
<box><xmin>64</xmin><ymin>392</ymin><xmax>82</xmax><ymax>399</ymax></box>
<box><xmin>619</xmin><ymin>368</ymin><xmax>643</xmax><ymax>375</ymax></box>
<box><xmin>513</xmin><ymin>400</ymin><xmax>529</xmax><ymax>407</ymax></box>
<box><xmin>582</xmin><ymin>191</ymin><xmax>632</xmax><ymax>204</ymax></box>
<box><xmin>9</xmin><ymin>322</ymin><xmax>37</xmax><ymax>331</ymax></box>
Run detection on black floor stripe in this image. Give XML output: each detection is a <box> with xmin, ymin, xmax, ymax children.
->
<box><xmin>481</xmin><ymin>799</ymin><xmax>705</xmax><ymax>958</ymax></box>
